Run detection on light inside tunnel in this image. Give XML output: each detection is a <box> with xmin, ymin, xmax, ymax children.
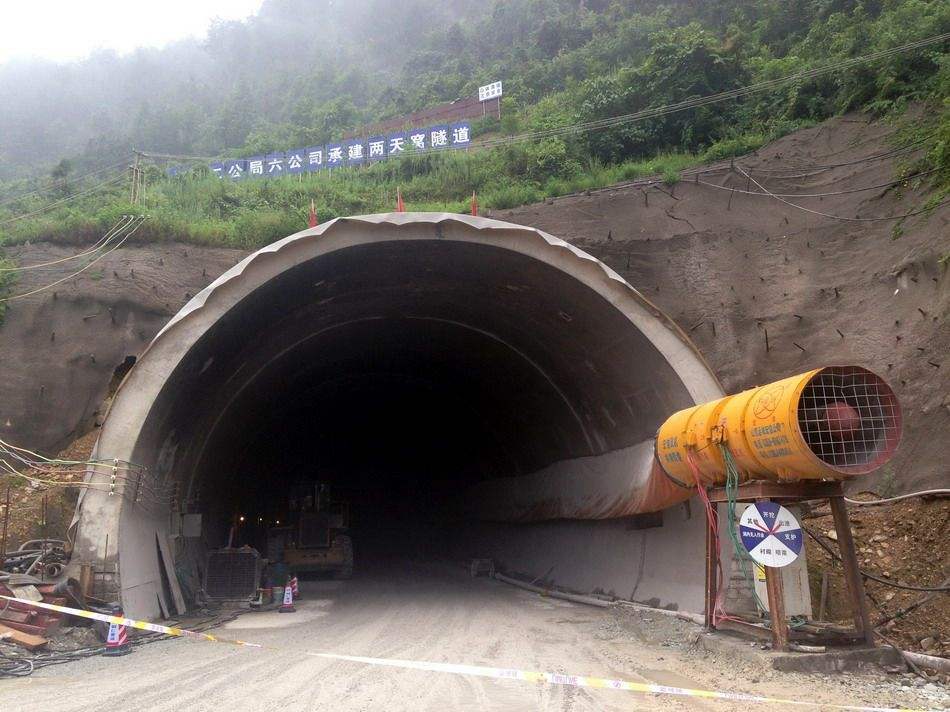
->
<box><xmin>140</xmin><ymin>239</ymin><xmax>695</xmax><ymax>552</ymax></box>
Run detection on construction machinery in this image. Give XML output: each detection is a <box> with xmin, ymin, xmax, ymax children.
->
<box><xmin>267</xmin><ymin>482</ymin><xmax>353</xmax><ymax>579</ymax></box>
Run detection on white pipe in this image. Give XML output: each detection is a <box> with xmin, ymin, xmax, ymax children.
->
<box><xmin>615</xmin><ymin>600</ymin><xmax>706</xmax><ymax>625</ymax></box>
<box><xmin>902</xmin><ymin>649</ymin><xmax>950</xmax><ymax>673</ymax></box>
<box><xmin>492</xmin><ymin>572</ymin><xmax>613</xmax><ymax>608</ymax></box>
<box><xmin>845</xmin><ymin>489</ymin><xmax>949</xmax><ymax>506</ymax></box>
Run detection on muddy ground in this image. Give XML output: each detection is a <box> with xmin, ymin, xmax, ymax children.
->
<box><xmin>1</xmin><ymin>567</ymin><xmax>947</xmax><ymax>711</ymax></box>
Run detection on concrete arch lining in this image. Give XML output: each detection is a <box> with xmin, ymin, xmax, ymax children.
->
<box><xmin>73</xmin><ymin>213</ymin><xmax>724</xmax><ymax>618</ymax></box>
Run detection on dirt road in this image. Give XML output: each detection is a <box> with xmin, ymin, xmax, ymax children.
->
<box><xmin>0</xmin><ymin>562</ymin><xmax>944</xmax><ymax>711</ymax></box>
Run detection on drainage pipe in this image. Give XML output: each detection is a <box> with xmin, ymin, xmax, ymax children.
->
<box><xmin>492</xmin><ymin>572</ymin><xmax>613</xmax><ymax>608</ymax></box>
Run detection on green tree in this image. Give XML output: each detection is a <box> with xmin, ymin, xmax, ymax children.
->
<box><xmin>51</xmin><ymin>159</ymin><xmax>72</xmax><ymax>196</ymax></box>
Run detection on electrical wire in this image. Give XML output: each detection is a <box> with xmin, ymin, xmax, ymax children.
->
<box><xmin>684</xmin><ymin>451</ymin><xmax>733</xmax><ymax>626</ymax></box>
<box><xmin>0</xmin><ymin>436</ymin><xmax>142</xmax><ymax>469</ymax></box>
<box><xmin>844</xmin><ymin>489</ymin><xmax>950</xmax><ymax>506</ymax></box>
<box><xmin>695</xmin><ymin>167</ymin><xmax>939</xmax><ymax>199</ymax></box>
<box><xmin>470</xmin><ymin>33</ymin><xmax>950</xmax><ymax>151</ymax></box>
<box><xmin>734</xmin><ymin>164</ymin><xmax>949</xmax><ymax>222</ymax></box>
<box><xmin>720</xmin><ymin>445</ymin><xmax>769</xmax><ymax>614</ymax></box>
<box><xmin>139</xmin><ymin>150</ymin><xmax>221</xmax><ymax>162</ymax></box>
<box><xmin>737</xmin><ymin>136</ymin><xmax>936</xmax><ymax>174</ymax></box>
<box><xmin>0</xmin><ymin>215</ymin><xmax>136</xmax><ymax>272</ymax></box>
<box><xmin>804</xmin><ymin>527</ymin><xmax>950</xmax><ymax>592</ymax></box>
<box><xmin>0</xmin><ymin>215</ymin><xmax>146</xmax><ymax>303</ymax></box>
<box><xmin>0</xmin><ymin>608</ymin><xmax>247</xmax><ymax>678</ymax></box>
<box><xmin>0</xmin><ymin>158</ymin><xmax>130</xmax><ymax>208</ymax></box>
<box><xmin>0</xmin><ymin>171</ymin><xmax>127</xmax><ymax>227</ymax></box>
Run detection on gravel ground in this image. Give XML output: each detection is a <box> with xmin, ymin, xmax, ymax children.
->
<box><xmin>0</xmin><ymin>562</ymin><xmax>946</xmax><ymax>711</ymax></box>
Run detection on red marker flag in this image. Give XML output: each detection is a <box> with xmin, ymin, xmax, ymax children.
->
<box><xmin>308</xmin><ymin>199</ymin><xmax>318</xmax><ymax>228</ymax></box>
<box><xmin>471</xmin><ymin>191</ymin><xmax>478</xmax><ymax>217</ymax></box>
<box><xmin>396</xmin><ymin>187</ymin><xmax>405</xmax><ymax>213</ymax></box>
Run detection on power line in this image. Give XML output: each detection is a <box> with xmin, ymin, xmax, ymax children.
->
<box><xmin>734</xmin><ymin>164</ymin><xmax>949</xmax><ymax>222</ymax></box>
<box><xmin>0</xmin><ymin>158</ymin><xmax>130</xmax><ymax>208</ymax></box>
<box><xmin>472</xmin><ymin>33</ymin><xmax>950</xmax><ymax>151</ymax></box>
<box><xmin>0</xmin><ymin>171</ymin><xmax>127</xmax><ymax>227</ymax></box>
<box><xmin>0</xmin><ymin>216</ymin><xmax>146</xmax><ymax>303</ymax></box>
<box><xmin>0</xmin><ymin>215</ymin><xmax>137</xmax><ymax>272</ymax></box>
<box><xmin>739</xmin><ymin>137</ymin><xmax>935</xmax><ymax>175</ymax></box>
<box><xmin>695</xmin><ymin>167</ymin><xmax>939</xmax><ymax>199</ymax></box>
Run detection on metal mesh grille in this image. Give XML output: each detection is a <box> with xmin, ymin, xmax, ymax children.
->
<box><xmin>797</xmin><ymin>366</ymin><xmax>901</xmax><ymax>474</ymax></box>
<box><xmin>205</xmin><ymin>549</ymin><xmax>260</xmax><ymax>600</ymax></box>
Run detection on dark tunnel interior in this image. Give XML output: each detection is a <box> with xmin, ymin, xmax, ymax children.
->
<box><xmin>136</xmin><ymin>239</ymin><xmax>694</xmax><ymax>569</ymax></box>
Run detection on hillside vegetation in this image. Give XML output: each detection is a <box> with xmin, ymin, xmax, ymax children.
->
<box><xmin>0</xmin><ymin>0</ymin><xmax>948</xmax><ymax>250</ymax></box>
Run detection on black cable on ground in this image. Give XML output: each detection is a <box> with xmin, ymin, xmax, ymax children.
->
<box><xmin>804</xmin><ymin>527</ymin><xmax>950</xmax><ymax>592</ymax></box>
<box><xmin>0</xmin><ymin>608</ymin><xmax>247</xmax><ymax>677</ymax></box>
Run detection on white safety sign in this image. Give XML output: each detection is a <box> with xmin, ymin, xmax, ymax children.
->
<box><xmin>739</xmin><ymin>501</ymin><xmax>803</xmax><ymax>567</ymax></box>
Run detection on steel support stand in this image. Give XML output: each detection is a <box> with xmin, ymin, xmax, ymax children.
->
<box><xmin>704</xmin><ymin>500</ymin><xmax>718</xmax><ymax>629</ymax></box>
<box><xmin>830</xmin><ymin>496</ymin><xmax>874</xmax><ymax>645</ymax></box>
<box><xmin>702</xmin><ymin>480</ymin><xmax>873</xmax><ymax>651</ymax></box>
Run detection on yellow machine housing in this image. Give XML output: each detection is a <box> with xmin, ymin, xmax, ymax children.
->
<box><xmin>655</xmin><ymin>366</ymin><xmax>901</xmax><ymax>486</ymax></box>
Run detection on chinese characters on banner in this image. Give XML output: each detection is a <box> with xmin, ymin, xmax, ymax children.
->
<box><xmin>171</xmin><ymin>122</ymin><xmax>473</xmax><ymax>179</ymax></box>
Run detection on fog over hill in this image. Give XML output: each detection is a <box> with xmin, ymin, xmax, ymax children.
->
<box><xmin>0</xmin><ymin>0</ymin><xmax>946</xmax><ymax>184</ymax></box>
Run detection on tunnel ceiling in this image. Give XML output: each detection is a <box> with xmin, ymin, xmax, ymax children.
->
<box><xmin>93</xmin><ymin>214</ymin><xmax>722</xmax><ymax>533</ymax></box>
<box><xmin>163</xmin><ymin>238</ymin><xmax>694</xmax><ymax>517</ymax></box>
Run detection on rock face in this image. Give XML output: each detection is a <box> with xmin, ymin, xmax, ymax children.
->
<box><xmin>497</xmin><ymin>114</ymin><xmax>948</xmax><ymax>494</ymax></box>
<box><xmin>0</xmin><ymin>243</ymin><xmax>246</xmax><ymax>453</ymax></box>
<box><xmin>1</xmin><ymin>112</ymin><xmax>947</xmax><ymax>493</ymax></box>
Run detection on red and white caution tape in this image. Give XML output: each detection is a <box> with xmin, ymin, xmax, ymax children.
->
<box><xmin>2</xmin><ymin>596</ymin><xmax>938</xmax><ymax>711</ymax></box>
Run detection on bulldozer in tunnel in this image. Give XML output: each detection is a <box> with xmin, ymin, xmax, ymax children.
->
<box><xmin>266</xmin><ymin>481</ymin><xmax>353</xmax><ymax>579</ymax></box>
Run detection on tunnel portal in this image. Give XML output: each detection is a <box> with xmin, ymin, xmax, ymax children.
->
<box><xmin>72</xmin><ymin>214</ymin><xmax>724</xmax><ymax>618</ymax></box>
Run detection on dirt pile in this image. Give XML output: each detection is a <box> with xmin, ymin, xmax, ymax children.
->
<box><xmin>803</xmin><ymin>495</ymin><xmax>950</xmax><ymax>657</ymax></box>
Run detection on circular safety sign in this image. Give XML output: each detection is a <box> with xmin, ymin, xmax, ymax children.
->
<box><xmin>738</xmin><ymin>502</ymin><xmax>803</xmax><ymax>568</ymax></box>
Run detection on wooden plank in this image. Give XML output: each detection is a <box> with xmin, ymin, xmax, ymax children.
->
<box><xmin>707</xmin><ymin>480</ymin><xmax>844</xmax><ymax>503</ymax></box>
<box><xmin>0</xmin><ymin>622</ymin><xmax>48</xmax><ymax>650</ymax></box>
<box><xmin>0</xmin><ymin>610</ymin><xmax>31</xmax><ymax>624</ymax></box>
<box><xmin>764</xmin><ymin>563</ymin><xmax>789</xmax><ymax>651</ymax></box>
<box><xmin>157</xmin><ymin>533</ymin><xmax>187</xmax><ymax>615</ymax></box>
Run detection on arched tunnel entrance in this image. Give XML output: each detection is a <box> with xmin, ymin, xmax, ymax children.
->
<box><xmin>71</xmin><ymin>214</ymin><xmax>725</xmax><ymax>619</ymax></box>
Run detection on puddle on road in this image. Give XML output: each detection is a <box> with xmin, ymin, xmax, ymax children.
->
<box><xmin>223</xmin><ymin>599</ymin><xmax>335</xmax><ymax>629</ymax></box>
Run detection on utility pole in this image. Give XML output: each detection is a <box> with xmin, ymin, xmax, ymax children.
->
<box><xmin>130</xmin><ymin>150</ymin><xmax>142</xmax><ymax>206</ymax></box>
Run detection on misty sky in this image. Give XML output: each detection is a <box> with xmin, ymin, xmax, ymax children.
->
<box><xmin>0</xmin><ymin>1</ymin><xmax>265</xmax><ymax>63</ymax></box>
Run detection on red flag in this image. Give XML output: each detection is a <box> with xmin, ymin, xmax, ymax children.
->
<box><xmin>471</xmin><ymin>190</ymin><xmax>478</xmax><ymax>217</ymax></box>
<box><xmin>308</xmin><ymin>199</ymin><xmax>318</xmax><ymax>228</ymax></box>
<box><xmin>396</xmin><ymin>187</ymin><xmax>405</xmax><ymax>213</ymax></box>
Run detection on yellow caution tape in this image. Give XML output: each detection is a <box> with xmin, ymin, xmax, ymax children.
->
<box><xmin>3</xmin><ymin>596</ymin><xmax>937</xmax><ymax>711</ymax></box>
<box><xmin>306</xmin><ymin>653</ymin><xmax>937</xmax><ymax>711</ymax></box>
<box><xmin>0</xmin><ymin>596</ymin><xmax>262</xmax><ymax>649</ymax></box>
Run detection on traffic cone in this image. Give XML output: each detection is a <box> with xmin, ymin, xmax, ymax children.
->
<box><xmin>308</xmin><ymin>199</ymin><xmax>318</xmax><ymax>228</ymax></box>
<box><xmin>396</xmin><ymin>187</ymin><xmax>405</xmax><ymax>213</ymax></box>
<box><xmin>471</xmin><ymin>191</ymin><xmax>478</xmax><ymax>217</ymax></box>
<box><xmin>103</xmin><ymin>604</ymin><xmax>132</xmax><ymax>656</ymax></box>
<box><xmin>278</xmin><ymin>580</ymin><xmax>296</xmax><ymax>613</ymax></box>
<box><xmin>291</xmin><ymin>575</ymin><xmax>299</xmax><ymax>600</ymax></box>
